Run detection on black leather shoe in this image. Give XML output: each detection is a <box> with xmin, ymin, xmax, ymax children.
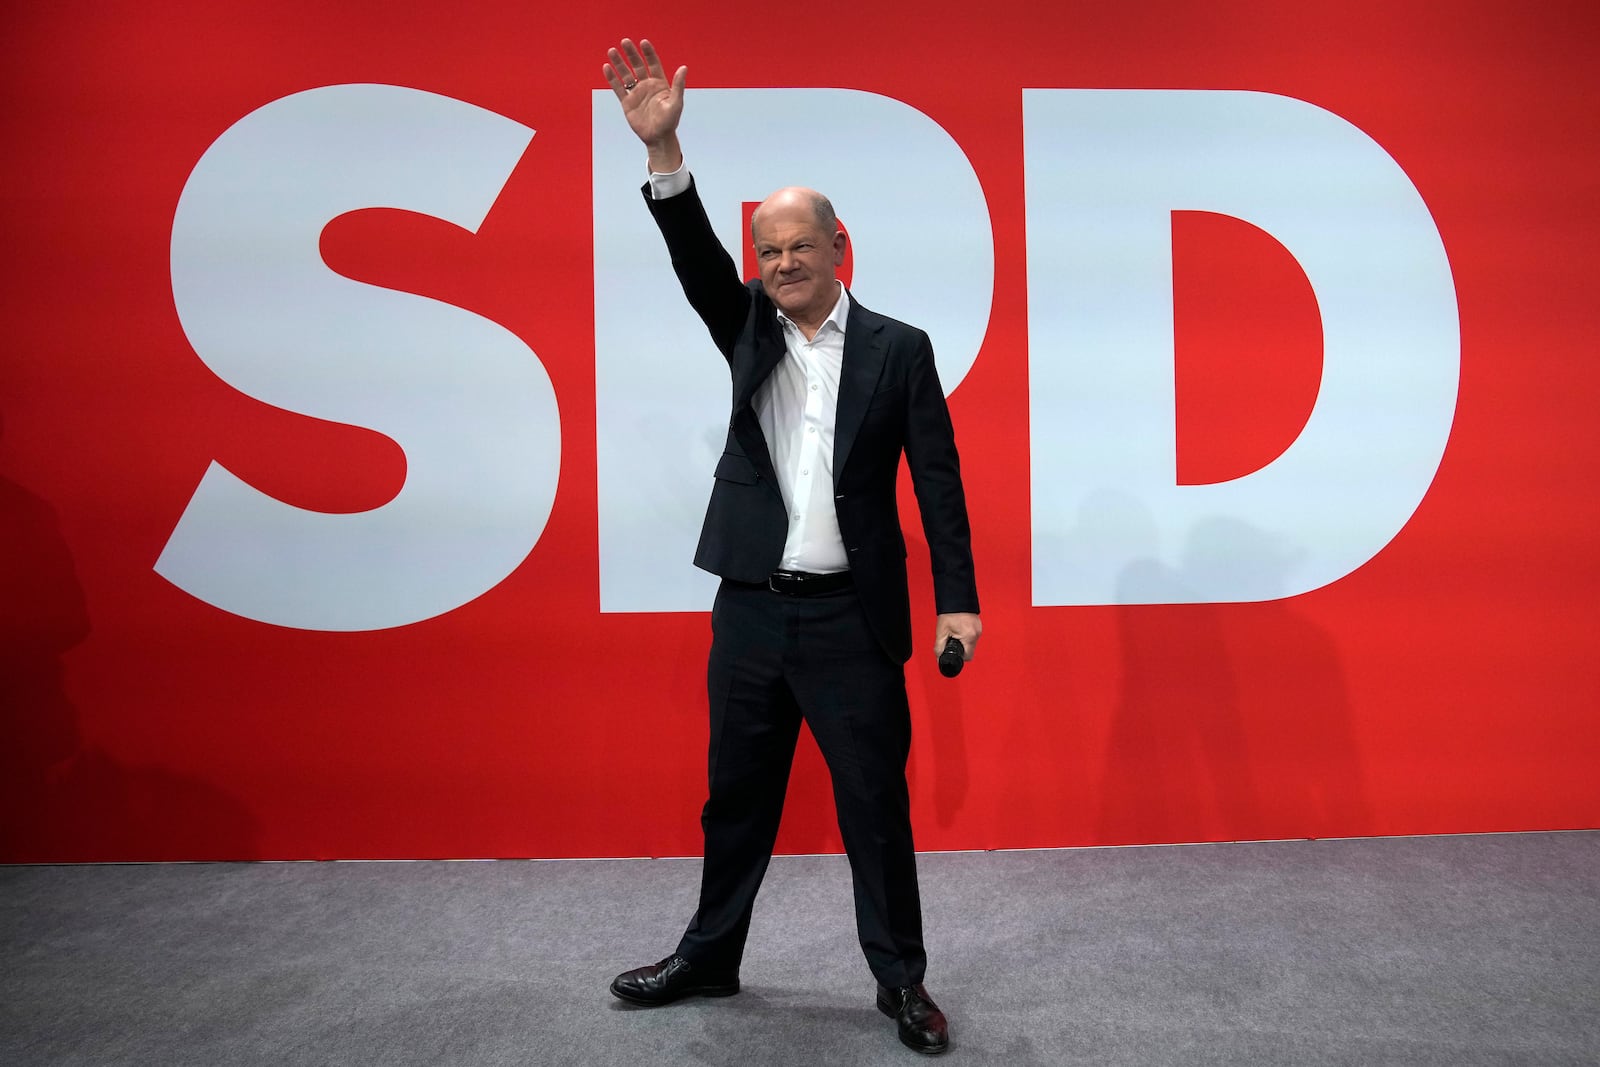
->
<box><xmin>876</xmin><ymin>983</ymin><xmax>949</xmax><ymax>1054</ymax></box>
<box><xmin>609</xmin><ymin>954</ymin><xmax>740</xmax><ymax>1006</ymax></box>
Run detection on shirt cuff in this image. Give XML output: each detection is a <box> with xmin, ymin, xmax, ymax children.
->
<box><xmin>647</xmin><ymin>164</ymin><xmax>692</xmax><ymax>200</ymax></box>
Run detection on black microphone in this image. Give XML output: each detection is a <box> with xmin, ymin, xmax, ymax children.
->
<box><xmin>938</xmin><ymin>636</ymin><xmax>966</xmax><ymax>678</ymax></box>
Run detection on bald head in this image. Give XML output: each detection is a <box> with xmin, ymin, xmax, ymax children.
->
<box><xmin>750</xmin><ymin>186</ymin><xmax>837</xmax><ymax>243</ymax></box>
<box><xmin>748</xmin><ymin>185</ymin><xmax>847</xmax><ymax>335</ymax></box>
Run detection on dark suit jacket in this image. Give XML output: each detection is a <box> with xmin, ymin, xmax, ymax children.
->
<box><xmin>644</xmin><ymin>179</ymin><xmax>978</xmax><ymax>664</ymax></box>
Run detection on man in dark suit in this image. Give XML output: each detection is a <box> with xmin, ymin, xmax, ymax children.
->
<box><xmin>602</xmin><ymin>38</ymin><xmax>981</xmax><ymax>1055</ymax></box>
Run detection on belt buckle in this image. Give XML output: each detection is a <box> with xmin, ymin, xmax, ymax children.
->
<box><xmin>768</xmin><ymin>570</ymin><xmax>811</xmax><ymax>595</ymax></box>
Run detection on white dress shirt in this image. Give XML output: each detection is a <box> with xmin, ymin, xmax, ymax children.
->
<box><xmin>649</xmin><ymin>163</ymin><xmax>851</xmax><ymax>573</ymax></box>
<box><xmin>762</xmin><ymin>290</ymin><xmax>850</xmax><ymax>572</ymax></box>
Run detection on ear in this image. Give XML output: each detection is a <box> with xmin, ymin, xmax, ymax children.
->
<box><xmin>831</xmin><ymin>228</ymin><xmax>847</xmax><ymax>267</ymax></box>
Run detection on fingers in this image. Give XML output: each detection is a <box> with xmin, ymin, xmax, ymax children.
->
<box><xmin>602</xmin><ymin>61</ymin><xmax>628</xmax><ymax>99</ymax></box>
<box><xmin>933</xmin><ymin>612</ymin><xmax>982</xmax><ymax>661</ymax></box>
<box><xmin>640</xmin><ymin>39</ymin><xmax>666</xmax><ymax>81</ymax></box>
<box><xmin>603</xmin><ymin>44</ymin><xmax>638</xmax><ymax>98</ymax></box>
<box><xmin>621</xmin><ymin>39</ymin><xmax>647</xmax><ymax>80</ymax></box>
<box><xmin>606</xmin><ymin>39</ymin><xmax>679</xmax><ymax>102</ymax></box>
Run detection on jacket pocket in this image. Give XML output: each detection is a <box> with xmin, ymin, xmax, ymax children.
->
<box><xmin>713</xmin><ymin>451</ymin><xmax>759</xmax><ymax>485</ymax></box>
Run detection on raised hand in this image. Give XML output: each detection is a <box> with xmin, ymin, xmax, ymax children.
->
<box><xmin>603</xmin><ymin>38</ymin><xmax>687</xmax><ymax>171</ymax></box>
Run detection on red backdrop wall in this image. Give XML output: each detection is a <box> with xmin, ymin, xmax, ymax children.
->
<box><xmin>2</xmin><ymin>0</ymin><xmax>1596</xmax><ymax>860</ymax></box>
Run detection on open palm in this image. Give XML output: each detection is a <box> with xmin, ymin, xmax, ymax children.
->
<box><xmin>603</xmin><ymin>38</ymin><xmax>687</xmax><ymax>147</ymax></box>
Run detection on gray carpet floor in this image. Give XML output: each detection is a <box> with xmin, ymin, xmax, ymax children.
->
<box><xmin>3</xmin><ymin>832</ymin><xmax>1597</xmax><ymax>1066</ymax></box>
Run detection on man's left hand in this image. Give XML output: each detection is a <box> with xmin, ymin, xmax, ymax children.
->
<box><xmin>934</xmin><ymin>613</ymin><xmax>982</xmax><ymax>662</ymax></box>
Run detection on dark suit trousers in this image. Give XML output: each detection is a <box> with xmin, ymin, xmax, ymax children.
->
<box><xmin>676</xmin><ymin>578</ymin><xmax>926</xmax><ymax>989</ymax></box>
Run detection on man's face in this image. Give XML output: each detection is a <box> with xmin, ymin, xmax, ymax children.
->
<box><xmin>752</xmin><ymin>194</ymin><xmax>846</xmax><ymax>328</ymax></box>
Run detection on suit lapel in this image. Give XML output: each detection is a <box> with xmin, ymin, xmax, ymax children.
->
<box><xmin>736</xmin><ymin>288</ymin><xmax>885</xmax><ymax>484</ymax></box>
<box><xmin>834</xmin><ymin>295</ymin><xmax>888</xmax><ymax>478</ymax></box>
<box><xmin>735</xmin><ymin>308</ymin><xmax>788</xmax><ymax>413</ymax></box>
<box><xmin>731</xmin><ymin>303</ymin><xmax>787</xmax><ymax>486</ymax></box>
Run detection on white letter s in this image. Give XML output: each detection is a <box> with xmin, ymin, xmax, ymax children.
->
<box><xmin>162</xmin><ymin>84</ymin><xmax>558</xmax><ymax>631</ymax></box>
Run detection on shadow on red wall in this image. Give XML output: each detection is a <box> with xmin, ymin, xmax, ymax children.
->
<box><xmin>0</xmin><ymin>413</ymin><xmax>260</xmax><ymax>862</ymax></box>
<box><xmin>1095</xmin><ymin>513</ymin><xmax>1371</xmax><ymax>844</ymax></box>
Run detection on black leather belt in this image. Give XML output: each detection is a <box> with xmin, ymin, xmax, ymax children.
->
<box><xmin>766</xmin><ymin>570</ymin><xmax>853</xmax><ymax>596</ymax></box>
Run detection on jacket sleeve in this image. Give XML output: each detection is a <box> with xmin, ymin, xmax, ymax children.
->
<box><xmin>641</xmin><ymin>177</ymin><xmax>752</xmax><ymax>361</ymax></box>
<box><xmin>902</xmin><ymin>329</ymin><xmax>980</xmax><ymax>616</ymax></box>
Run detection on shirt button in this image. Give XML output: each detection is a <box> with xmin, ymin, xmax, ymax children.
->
<box><xmin>801</xmin><ymin>469</ymin><xmax>809</xmax><ymax>476</ymax></box>
<box><xmin>810</xmin><ymin>384</ymin><xmax>818</xmax><ymax>391</ymax></box>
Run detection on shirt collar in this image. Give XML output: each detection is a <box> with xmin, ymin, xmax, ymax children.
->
<box><xmin>777</xmin><ymin>282</ymin><xmax>850</xmax><ymax>339</ymax></box>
